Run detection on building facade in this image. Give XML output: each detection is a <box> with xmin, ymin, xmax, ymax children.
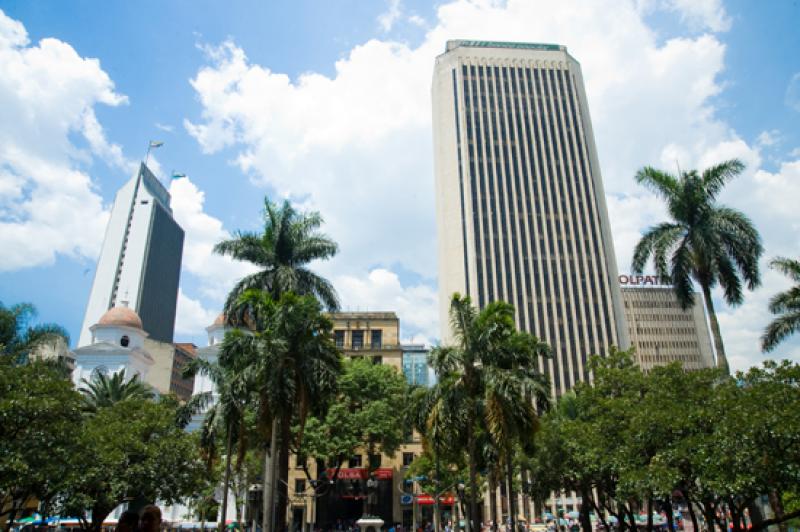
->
<box><xmin>79</xmin><ymin>162</ymin><xmax>184</xmax><ymax>346</ymax></box>
<box><xmin>432</xmin><ymin>40</ymin><xmax>628</xmax><ymax>395</ymax></box>
<box><xmin>620</xmin><ymin>281</ymin><xmax>715</xmax><ymax>371</ymax></box>
<box><xmin>288</xmin><ymin>312</ymin><xmax>427</xmax><ymax>530</ymax></box>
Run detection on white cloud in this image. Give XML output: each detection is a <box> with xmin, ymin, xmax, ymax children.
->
<box><xmin>756</xmin><ymin>129</ymin><xmax>781</xmax><ymax>148</ymax></box>
<box><xmin>378</xmin><ymin>0</ymin><xmax>403</xmax><ymax>32</ymax></box>
<box><xmin>155</xmin><ymin>122</ymin><xmax>175</xmax><ymax>133</ymax></box>
<box><xmin>335</xmin><ymin>268</ymin><xmax>439</xmax><ymax>345</ymax></box>
<box><xmin>174</xmin><ymin>288</ymin><xmax>218</xmax><ymax>336</ymax></box>
<box><xmin>168</xmin><ymin>176</ymin><xmax>259</xmax><ymax>303</ymax></box>
<box><xmin>184</xmin><ymin>0</ymin><xmax>799</xmax><ymax>358</ymax></box>
<box><xmin>0</xmin><ymin>9</ymin><xmax>129</xmax><ymax>271</ymax></box>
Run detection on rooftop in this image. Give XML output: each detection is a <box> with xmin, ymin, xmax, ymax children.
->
<box><xmin>445</xmin><ymin>40</ymin><xmax>565</xmax><ymax>53</ymax></box>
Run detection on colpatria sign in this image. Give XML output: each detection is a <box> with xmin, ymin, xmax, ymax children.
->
<box><xmin>619</xmin><ymin>274</ymin><xmax>671</xmax><ymax>286</ymax></box>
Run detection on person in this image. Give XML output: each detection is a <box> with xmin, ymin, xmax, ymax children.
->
<box><xmin>139</xmin><ymin>505</ymin><xmax>162</xmax><ymax>532</ymax></box>
<box><xmin>117</xmin><ymin>510</ymin><xmax>139</xmax><ymax>532</ymax></box>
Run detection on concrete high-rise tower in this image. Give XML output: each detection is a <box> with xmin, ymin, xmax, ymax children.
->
<box><xmin>432</xmin><ymin>40</ymin><xmax>628</xmax><ymax>394</ymax></box>
<box><xmin>79</xmin><ymin>163</ymin><xmax>184</xmax><ymax>346</ymax></box>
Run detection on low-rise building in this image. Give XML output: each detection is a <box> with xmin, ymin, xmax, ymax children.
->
<box><xmin>620</xmin><ymin>278</ymin><xmax>715</xmax><ymax>371</ymax></box>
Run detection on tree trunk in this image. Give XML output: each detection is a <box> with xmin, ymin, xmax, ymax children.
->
<box><xmin>506</xmin><ymin>448</ymin><xmax>517</xmax><ymax>532</ymax></box>
<box><xmin>264</xmin><ymin>417</ymin><xmax>279</xmax><ymax>532</ymax></box>
<box><xmin>275</xmin><ymin>415</ymin><xmax>292</xmax><ymax>532</ymax></box>
<box><xmin>467</xmin><ymin>421</ymin><xmax>479</xmax><ymax>532</ymax></box>
<box><xmin>664</xmin><ymin>500</ymin><xmax>674</xmax><ymax>532</ymax></box>
<box><xmin>489</xmin><ymin>476</ymin><xmax>498</xmax><ymax>531</ymax></box>
<box><xmin>647</xmin><ymin>496</ymin><xmax>653</xmax><ymax>532</ymax></box>
<box><xmin>220</xmin><ymin>424</ymin><xmax>234</xmax><ymax>532</ymax></box>
<box><xmin>701</xmin><ymin>284</ymin><xmax>729</xmax><ymax>375</ymax></box>
<box><xmin>578</xmin><ymin>486</ymin><xmax>592</xmax><ymax>532</ymax></box>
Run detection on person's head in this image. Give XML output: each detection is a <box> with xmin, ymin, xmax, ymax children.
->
<box><xmin>117</xmin><ymin>510</ymin><xmax>139</xmax><ymax>532</ymax></box>
<box><xmin>139</xmin><ymin>505</ymin><xmax>162</xmax><ymax>532</ymax></box>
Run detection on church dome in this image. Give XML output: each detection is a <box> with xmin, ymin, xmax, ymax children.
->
<box><xmin>98</xmin><ymin>306</ymin><xmax>143</xmax><ymax>330</ymax></box>
<box><xmin>211</xmin><ymin>313</ymin><xmax>226</xmax><ymax>327</ymax></box>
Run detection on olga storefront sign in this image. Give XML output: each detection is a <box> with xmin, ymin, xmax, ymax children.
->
<box><xmin>618</xmin><ymin>274</ymin><xmax>670</xmax><ymax>286</ymax></box>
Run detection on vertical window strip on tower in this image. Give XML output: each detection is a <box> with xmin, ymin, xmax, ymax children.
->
<box><xmin>453</xmin><ymin>67</ymin><xmax>471</xmax><ymax>298</ymax></box>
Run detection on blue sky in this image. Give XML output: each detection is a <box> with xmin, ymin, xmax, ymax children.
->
<box><xmin>0</xmin><ymin>0</ymin><xmax>798</xmax><ymax>370</ymax></box>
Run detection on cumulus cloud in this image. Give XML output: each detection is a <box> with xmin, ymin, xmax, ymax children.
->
<box><xmin>378</xmin><ymin>0</ymin><xmax>403</xmax><ymax>32</ymax></box>
<box><xmin>183</xmin><ymin>0</ymin><xmax>798</xmax><ymax>363</ymax></box>
<box><xmin>0</xmin><ymin>9</ymin><xmax>129</xmax><ymax>271</ymax></box>
<box><xmin>174</xmin><ymin>288</ymin><xmax>218</xmax><ymax>337</ymax></box>
<box><xmin>168</xmin><ymin>176</ymin><xmax>258</xmax><ymax>303</ymax></box>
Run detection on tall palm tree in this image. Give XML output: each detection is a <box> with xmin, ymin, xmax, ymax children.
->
<box><xmin>228</xmin><ymin>290</ymin><xmax>340</xmax><ymax>532</ymax></box>
<box><xmin>215</xmin><ymin>197</ymin><xmax>340</xmax><ymax>315</ymax></box>
<box><xmin>762</xmin><ymin>257</ymin><xmax>800</xmax><ymax>352</ymax></box>
<box><xmin>424</xmin><ymin>294</ymin><xmax>550</xmax><ymax>532</ymax></box>
<box><xmin>0</xmin><ymin>301</ymin><xmax>69</xmax><ymax>365</ymax></box>
<box><xmin>632</xmin><ymin>159</ymin><xmax>762</xmax><ymax>374</ymax></box>
<box><xmin>215</xmin><ymin>196</ymin><xmax>340</xmax><ymax>531</ymax></box>
<box><xmin>79</xmin><ymin>369</ymin><xmax>154</xmax><ymax>411</ymax></box>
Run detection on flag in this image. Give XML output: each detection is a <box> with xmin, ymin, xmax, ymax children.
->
<box><xmin>149</xmin><ymin>140</ymin><xmax>164</xmax><ymax>148</ymax></box>
<box><xmin>171</xmin><ymin>172</ymin><xmax>186</xmax><ymax>179</ymax></box>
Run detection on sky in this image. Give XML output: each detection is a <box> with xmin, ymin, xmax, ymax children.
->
<box><xmin>0</xmin><ymin>0</ymin><xmax>798</xmax><ymax>372</ymax></box>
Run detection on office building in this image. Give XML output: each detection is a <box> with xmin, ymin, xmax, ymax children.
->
<box><xmin>79</xmin><ymin>162</ymin><xmax>184</xmax><ymax>346</ymax></box>
<box><xmin>432</xmin><ymin>40</ymin><xmax>628</xmax><ymax>395</ymax></box>
<box><xmin>619</xmin><ymin>276</ymin><xmax>714</xmax><ymax>371</ymax></box>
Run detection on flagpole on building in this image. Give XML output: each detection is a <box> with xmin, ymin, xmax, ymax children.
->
<box><xmin>144</xmin><ymin>140</ymin><xmax>164</xmax><ymax>167</ymax></box>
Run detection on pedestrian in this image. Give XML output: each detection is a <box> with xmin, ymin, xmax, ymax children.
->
<box><xmin>139</xmin><ymin>505</ymin><xmax>162</xmax><ymax>532</ymax></box>
<box><xmin>117</xmin><ymin>510</ymin><xmax>139</xmax><ymax>532</ymax></box>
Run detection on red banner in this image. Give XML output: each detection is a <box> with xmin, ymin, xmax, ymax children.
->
<box><xmin>326</xmin><ymin>467</ymin><xmax>394</xmax><ymax>480</ymax></box>
<box><xmin>416</xmin><ymin>494</ymin><xmax>456</xmax><ymax>505</ymax></box>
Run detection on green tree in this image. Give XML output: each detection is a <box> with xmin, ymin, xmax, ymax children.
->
<box><xmin>0</xmin><ymin>360</ymin><xmax>83</xmax><ymax>531</ymax></box>
<box><xmin>422</xmin><ymin>294</ymin><xmax>550</xmax><ymax>532</ymax></box>
<box><xmin>57</xmin><ymin>398</ymin><xmax>207</xmax><ymax>532</ymax></box>
<box><xmin>761</xmin><ymin>257</ymin><xmax>800</xmax><ymax>352</ymax></box>
<box><xmin>631</xmin><ymin>159</ymin><xmax>762</xmax><ymax>374</ymax></box>
<box><xmin>0</xmin><ymin>301</ymin><xmax>69</xmax><ymax>365</ymax></box>
<box><xmin>214</xmin><ymin>197</ymin><xmax>340</xmax><ymax>315</ymax></box>
<box><xmin>78</xmin><ymin>369</ymin><xmax>154</xmax><ymax>411</ymax></box>
<box><xmin>298</xmin><ymin>357</ymin><xmax>408</xmax><ymax>480</ymax></box>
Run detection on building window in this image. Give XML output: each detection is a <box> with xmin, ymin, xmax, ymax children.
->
<box><xmin>334</xmin><ymin>330</ymin><xmax>345</xmax><ymax>348</ymax></box>
<box><xmin>120</xmin><ymin>335</ymin><xmax>130</xmax><ymax>347</ymax></box>
<box><xmin>349</xmin><ymin>454</ymin><xmax>362</xmax><ymax>467</ymax></box>
<box><xmin>403</xmin><ymin>452</ymin><xmax>414</xmax><ymax>467</ymax></box>
<box><xmin>295</xmin><ymin>479</ymin><xmax>305</xmax><ymax>494</ymax></box>
<box><xmin>372</xmin><ymin>356</ymin><xmax>382</xmax><ymax>365</ymax></box>
<box><xmin>352</xmin><ymin>330</ymin><xmax>364</xmax><ymax>349</ymax></box>
<box><xmin>371</xmin><ymin>330</ymin><xmax>382</xmax><ymax>349</ymax></box>
<box><xmin>295</xmin><ymin>454</ymin><xmax>305</xmax><ymax>468</ymax></box>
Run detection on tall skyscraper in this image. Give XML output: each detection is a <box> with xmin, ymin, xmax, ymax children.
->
<box><xmin>432</xmin><ymin>40</ymin><xmax>628</xmax><ymax>394</ymax></box>
<box><xmin>79</xmin><ymin>163</ymin><xmax>184</xmax><ymax>346</ymax></box>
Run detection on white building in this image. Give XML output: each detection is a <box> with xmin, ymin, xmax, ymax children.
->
<box><xmin>79</xmin><ymin>163</ymin><xmax>184</xmax><ymax>346</ymax></box>
<box><xmin>72</xmin><ymin>304</ymin><xmax>154</xmax><ymax>388</ymax></box>
<box><xmin>432</xmin><ymin>40</ymin><xmax>628</xmax><ymax>396</ymax></box>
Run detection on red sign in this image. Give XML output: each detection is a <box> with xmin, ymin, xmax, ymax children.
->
<box><xmin>326</xmin><ymin>467</ymin><xmax>394</xmax><ymax>480</ymax></box>
<box><xmin>416</xmin><ymin>494</ymin><xmax>456</xmax><ymax>505</ymax></box>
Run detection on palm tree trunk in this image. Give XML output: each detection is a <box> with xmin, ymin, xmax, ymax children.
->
<box><xmin>701</xmin><ymin>284</ymin><xmax>729</xmax><ymax>375</ymax></box>
<box><xmin>220</xmin><ymin>424</ymin><xmax>234</xmax><ymax>532</ymax></box>
<box><xmin>468</xmin><ymin>421</ymin><xmax>479</xmax><ymax>532</ymax></box>
<box><xmin>264</xmin><ymin>418</ymin><xmax>279</xmax><ymax>532</ymax></box>
<box><xmin>276</xmin><ymin>415</ymin><xmax>292</xmax><ymax>532</ymax></box>
<box><xmin>489</xmin><ymin>476</ymin><xmax>498</xmax><ymax>531</ymax></box>
<box><xmin>506</xmin><ymin>449</ymin><xmax>517</xmax><ymax>532</ymax></box>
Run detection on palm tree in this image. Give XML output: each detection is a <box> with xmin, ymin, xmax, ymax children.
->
<box><xmin>79</xmin><ymin>369</ymin><xmax>154</xmax><ymax>411</ymax></box>
<box><xmin>632</xmin><ymin>159</ymin><xmax>762</xmax><ymax>374</ymax></box>
<box><xmin>215</xmin><ymin>197</ymin><xmax>340</xmax><ymax>315</ymax></box>
<box><xmin>423</xmin><ymin>294</ymin><xmax>550</xmax><ymax>532</ymax></box>
<box><xmin>228</xmin><ymin>290</ymin><xmax>340</xmax><ymax>532</ymax></box>
<box><xmin>0</xmin><ymin>301</ymin><xmax>69</xmax><ymax>365</ymax></box>
<box><xmin>762</xmin><ymin>257</ymin><xmax>800</xmax><ymax>352</ymax></box>
<box><xmin>215</xmin><ymin>196</ymin><xmax>340</xmax><ymax>531</ymax></box>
